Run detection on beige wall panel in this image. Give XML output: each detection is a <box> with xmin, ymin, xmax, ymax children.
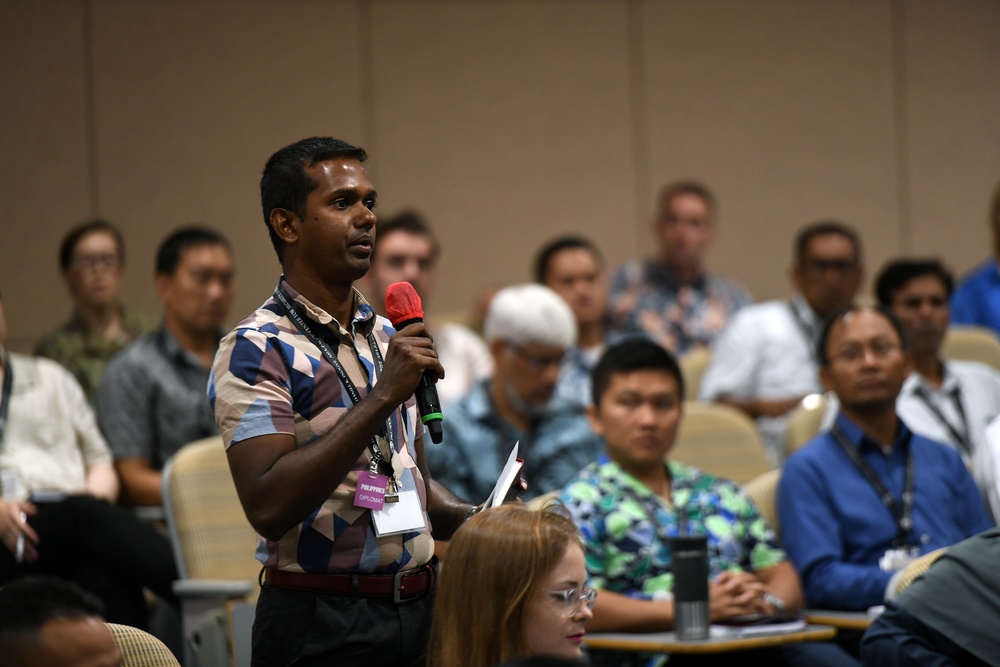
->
<box><xmin>87</xmin><ymin>0</ymin><xmax>367</xmax><ymax>329</ymax></box>
<box><xmin>637</xmin><ymin>0</ymin><xmax>899</xmax><ymax>302</ymax></box>
<box><xmin>897</xmin><ymin>0</ymin><xmax>1000</xmax><ymax>277</ymax></box>
<box><xmin>367</xmin><ymin>0</ymin><xmax>637</xmax><ymax>315</ymax></box>
<box><xmin>0</xmin><ymin>1</ymin><xmax>90</xmax><ymax>351</ymax></box>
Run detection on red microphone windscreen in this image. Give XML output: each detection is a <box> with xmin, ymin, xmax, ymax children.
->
<box><xmin>385</xmin><ymin>282</ymin><xmax>424</xmax><ymax>327</ymax></box>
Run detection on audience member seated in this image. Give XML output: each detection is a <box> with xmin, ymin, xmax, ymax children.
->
<box><xmin>608</xmin><ymin>180</ymin><xmax>750</xmax><ymax>356</ymax></box>
<box><xmin>361</xmin><ymin>210</ymin><xmax>492</xmax><ymax>407</ymax></box>
<box><xmin>96</xmin><ymin>226</ymin><xmax>234</xmax><ymax>506</ymax></box>
<box><xmin>0</xmin><ymin>293</ymin><xmax>177</xmax><ymax>627</ymax></box>
<box><xmin>876</xmin><ymin>258</ymin><xmax>1000</xmax><ymax>520</ymax></box>
<box><xmin>700</xmin><ymin>221</ymin><xmax>864</xmax><ymax>463</ymax></box>
<box><xmin>0</xmin><ymin>576</ymin><xmax>122</xmax><ymax>667</ymax></box>
<box><xmin>536</xmin><ymin>235</ymin><xmax>612</xmax><ymax>405</ymax></box>
<box><xmin>35</xmin><ymin>219</ymin><xmax>154</xmax><ymax>401</ymax></box>
<box><xmin>427</xmin><ymin>504</ymin><xmax>594</xmax><ymax>667</ymax></box>
<box><xmin>861</xmin><ymin>526</ymin><xmax>1000</xmax><ymax>666</ymax></box>
<box><xmin>428</xmin><ymin>284</ymin><xmax>603</xmax><ymax>502</ymax></box>
<box><xmin>951</xmin><ymin>180</ymin><xmax>1000</xmax><ymax>334</ymax></box>
<box><xmin>779</xmin><ymin>306</ymin><xmax>991</xmax><ymax>614</ymax></box>
<box><xmin>561</xmin><ymin>339</ymin><xmax>857</xmax><ymax>667</ymax></box>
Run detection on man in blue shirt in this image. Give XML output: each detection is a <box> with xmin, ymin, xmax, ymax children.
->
<box><xmin>951</xmin><ymin>181</ymin><xmax>1000</xmax><ymax>333</ymax></box>
<box><xmin>779</xmin><ymin>306</ymin><xmax>991</xmax><ymax>612</ymax></box>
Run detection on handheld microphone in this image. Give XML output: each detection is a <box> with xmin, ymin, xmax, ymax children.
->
<box><xmin>385</xmin><ymin>282</ymin><xmax>444</xmax><ymax>444</ymax></box>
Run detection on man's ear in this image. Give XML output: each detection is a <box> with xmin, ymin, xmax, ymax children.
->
<box><xmin>269</xmin><ymin>208</ymin><xmax>299</xmax><ymax>246</ymax></box>
<box><xmin>154</xmin><ymin>272</ymin><xmax>171</xmax><ymax>302</ymax></box>
<box><xmin>586</xmin><ymin>403</ymin><xmax>605</xmax><ymax>439</ymax></box>
<box><xmin>819</xmin><ymin>364</ymin><xmax>833</xmax><ymax>393</ymax></box>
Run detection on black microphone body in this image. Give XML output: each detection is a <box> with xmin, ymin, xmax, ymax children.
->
<box><xmin>394</xmin><ymin>316</ymin><xmax>444</xmax><ymax>444</ymax></box>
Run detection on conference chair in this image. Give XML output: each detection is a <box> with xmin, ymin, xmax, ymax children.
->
<box><xmin>670</xmin><ymin>401</ymin><xmax>772</xmax><ymax>485</ymax></box>
<box><xmin>943</xmin><ymin>325</ymin><xmax>1000</xmax><ymax>371</ymax></box>
<box><xmin>785</xmin><ymin>393</ymin><xmax>832</xmax><ymax>456</ymax></box>
<box><xmin>741</xmin><ymin>468</ymin><xmax>782</xmax><ymax>538</ymax></box>
<box><xmin>107</xmin><ymin>623</ymin><xmax>181</xmax><ymax>667</ymax></box>
<box><xmin>678</xmin><ymin>347</ymin><xmax>711</xmax><ymax>401</ymax></box>
<box><xmin>163</xmin><ymin>436</ymin><xmax>259</xmax><ymax>667</ymax></box>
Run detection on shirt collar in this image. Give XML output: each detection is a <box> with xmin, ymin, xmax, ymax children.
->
<box><xmin>834</xmin><ymin>411</ymin><xmax>913</xmax><ymax>454</ymax></box>
<box><xmin>279</xmin><ymin>277</ymin><xmax>376</xmax><ymax>338</ymax></box>
<box><xmin>644</xmin><ymin>261</ymin><xmax>707</xmax><ymax>290</ymax></box>
<box><xmin>902</xmin><ymin>361</ymin><xmax>960</xmax><ymax>397</ymax></box>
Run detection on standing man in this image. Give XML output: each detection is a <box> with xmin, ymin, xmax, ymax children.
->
<box><xmin>360</xmin><ymin>210</ymin><xmax>492</xmax><ymax>407</ymax></box>
<box><xmin>951</xmin><ymin>180</ymin><xmax>1000</xmax><ymax>333</ymax></box>
<box><xmin>608</xmin><ymin>181</ymin><xmax>751</xmax><ymax>356</ymax></box>
<box><xmin>427</xmin><ymin>284</ymin><xmax>604</xmax><ymax>503</ymax></box>
<box><xmin>96</xmin><ymin>226</ymin><xmax>234</xmax><ymax>506</ymax></box>
<box><xmin>876</xmin><ymin>258</ymin><xmax>1000</xmax><ymax>519</ymax></box>
<box><xmin>699</xmin><ymin>221</ymin><xmax>864</xmax><ymax>463</ymax></box>
<box><xmin>36</xmin><ymin>219</ymin><xmax>154</xmax><ymax>400</ymax></box>
<box><xmin>779</xmin><ymin>306</ymin><xmax>991</xmax><ymax>612</ymax></box>
<box><xmin>535</xmin><ymin>235</ymin><xmax>610</xmax><ymax>405</ymax></box>
<box><xmin>211</xmin><ymin>137</ymin><xmax>474</xmax><ymax>666</ymax></box>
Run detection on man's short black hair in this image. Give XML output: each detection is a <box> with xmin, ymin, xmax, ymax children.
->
<box><xmin>591</xmin><ymin>337</ymin><xmax>685</xmax><ymax>406</ymax></box>
<box><xmin>370</xmin><ymin>210</ymin><xmax>439</xmax><ymax>265</ymax></box>
<box><xmin>816</xmin><ymin>305</ymin><xmax>909</xmax><ymax>366</ymax></box>
<box><xmin>260</xmin><ymin>137</ymin><xmax>368</xmax><ymax>260</ymax></box>
<box><xmin>0</xmin><ymin>577</ymin><xmax>104</xmax><ymax>662</ymax></box>
<box><xmin>656</xmin><ymin>180</ymin><xmax>717</xmax><ymax>216</ymax></box>
<box><xmin>59</xmin><ymin>219</ymin><xmax>125</xmax><ymax>271</ymax></box>
<box><xmin>533</xmin><ymin>235</ymin><xmax>603</xmax><ymax>284</ymax></box>
<box><xmin>874</xmin><ymin>259</ymin><xmax>955</xmax><ymax>307</ymax></box>
<box><xmin>794</xmin><ymin>220</ymin><xmax>862</xmax><ymax>265</ymax></box>
<box><xmin>155</xmin><ymin>226</ymin><xmax>232</xmax><ymax>276</ymax></box>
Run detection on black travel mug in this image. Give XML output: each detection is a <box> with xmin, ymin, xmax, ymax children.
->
<box><xmin>670</xmin><ymin>534</ymin><xmax>710</xmax><ymax>640</ymax></box>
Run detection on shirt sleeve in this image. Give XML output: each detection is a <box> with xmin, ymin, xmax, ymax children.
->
<box><xmin>58</xmin><ymin>363</ymin><xmax>113</xmax><ymax>469</ymax></box>
<box><xmin>949</xmin><ymin>447</ymin><xmax>994</xmax><ymax>536</ymax></box>
<box><xmin>95</xmin><ymin>350</ymin><xmax>154</xmax><ymax>461</ymax></box>
<box><xmin>698</xmin><ymin>309</ymin><xmax>760</xmax><ymax>402</ymax></box>
<box><xmin>778</xmin><ymin>451</ymin><xmax>892</xmax><ymax>609</ymax></box>
<box><xmin>561</xmin><ymin>478</ymin><xmax>609</xmax><ymax>589</ymax></box>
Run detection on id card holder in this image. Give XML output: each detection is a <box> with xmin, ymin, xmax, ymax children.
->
<box><xmin>354</xmin><ymin>470</ymin><xmax>388</xmax><ymax>511</ymax></box>
<box><xmin>879</xmin><ymin>547</ymin><xmax>920</xmax><ymax>572</ymax></box>
<box><xmin>371</xmin><ymin>469</ymin><xmax>426</xmax><ymax>537</ymax></box>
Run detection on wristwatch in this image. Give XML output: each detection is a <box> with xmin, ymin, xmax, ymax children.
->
<box><xmin>763</xmin><ymin>592</ymin><xmax>785</xmax><ymax>613</ymax></box>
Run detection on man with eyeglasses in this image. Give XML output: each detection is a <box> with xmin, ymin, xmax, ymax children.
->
<box><xmin>36</xmin><ymin>219</ymin><xmax>154</xmax><ymax>401</ymax></box>
<box><xmin>778</xmin><ymin>306</ymin><xmax>990</xmax><ymax>618</ymax></box>
<box><xmin>562</xmin><ymin>339</ymin><xmax>857</xmax><ymax>667</ymax></box>
<box><xmin>427</xmin><ymin>284</ymin><xmax>603</xmax><ymax>502</ymax></box>
<box><xmin>700</xmin><ymin>221</ymin><xmax>864</xmax><ymax>464</ymax></box>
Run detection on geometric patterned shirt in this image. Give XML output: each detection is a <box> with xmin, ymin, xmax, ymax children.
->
<box><xmin>560</xmin><ymin>456</ymin><xmax>784</xmax><ymax>598</ymax></box>
<box><xmin>608</xmin><ymin>260</ymin><xmax>751</xmax><ymax>356</ymax></box>
<box><xmin>210</xmin><ymin>278</ymin><xmax>431</xmax><ymax>574</ymax></box>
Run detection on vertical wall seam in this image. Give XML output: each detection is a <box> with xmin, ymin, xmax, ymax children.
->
<box><xmin>890</xmin><ymin>0</ymin><xmax>911</xmax><ymax>253</ymax></box>
<box><xmin>358</xmin><ymin>0</ymin><xmax>377</xmax><ymax>158</ymax></box>
<box><xmin>81</xmin><ymin>0</ymin><xmax>99</xmax><ymax>214</ymax></box>
<box><xmin>626</xmin><ymin>0</ymin><xmax>649</xmax><ymax>255</ymax></box>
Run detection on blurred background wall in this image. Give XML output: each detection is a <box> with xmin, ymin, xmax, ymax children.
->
<box><xmin>2</xmin><ymin>0</ymin><xmax>998</xmax><ymax>352</ymax></box>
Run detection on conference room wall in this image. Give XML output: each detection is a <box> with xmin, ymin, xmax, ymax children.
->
<box><xmin>1</xmin><ymin>0</ymin><xmax>998</xmax><ymax>352</ymax></box>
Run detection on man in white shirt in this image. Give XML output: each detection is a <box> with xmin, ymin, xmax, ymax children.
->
<box><xmin>876</xmin><ymin>258</ymin><xmax>1000</xmax><ymax>519</ymax></box>
<box><xmin>699</xmin><ymin>221</ymin><xmax>863</xmax><ymax>463</ymax></box>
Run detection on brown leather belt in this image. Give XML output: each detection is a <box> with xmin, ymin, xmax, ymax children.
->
<box><xmin>263</xmin><ymin>564</ymin><xmax>436</xmax><ymax>603</ymax></box>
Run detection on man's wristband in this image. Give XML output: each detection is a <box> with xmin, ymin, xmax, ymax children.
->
<box><xmin>763</xmin><ymin>592</ymin><xmax>785</xmax><ymax>613</ymax></box>
<box><xmin>463</xmin><ymin>504</ymin><xmax>479</xmax><ymax>522</ymax></box>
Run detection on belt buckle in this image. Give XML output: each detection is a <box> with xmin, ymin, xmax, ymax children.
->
<box><xmin>393</xmin><ymin>569</ymin><xmax>408</xmax><ymax>604</ymax></box>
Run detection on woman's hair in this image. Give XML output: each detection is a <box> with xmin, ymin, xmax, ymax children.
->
<box><xmin>428</xmin><ymin>503</ymin><xmax>582</xmax><ymax>667</ymax></box>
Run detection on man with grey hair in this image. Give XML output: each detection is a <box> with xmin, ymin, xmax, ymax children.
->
<box><xmin>427</xmin><ymin>284</ymin><xmax>604</xmax><ymax>501</ymax></box>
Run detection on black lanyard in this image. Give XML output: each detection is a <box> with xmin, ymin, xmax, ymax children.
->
<box><xmin>0</xmin><ymin>350</ymin><xmax>12</xmax><ymax>445</ymax></box>
<box><xmin>831</xmin><ymin>424</ymin><xmax>916</xmax><ymax>549</ymax></box>
<box><xmin>913</xmin><ymin>385</ymin><xmax>971</xmax><ymax>457</ymax></box>
<box><xmin>271</xmin><ymin>281</ymin><xmax>396</xmax><ymax>476</ymax></box>
<box><xmin>787</xmin><ymin>300</ymin><xmax>818</xmax><ymax>362</ymax></box>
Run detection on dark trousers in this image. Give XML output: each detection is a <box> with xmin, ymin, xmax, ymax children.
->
<box><xmin>251</xmin><ymin>583</ymin><xmax>434</xmax><ymax>667</ymax></box>
<box><xmin>0</xmin><ymin>495</ymin><xmax>178</xmax><ymax>627</ymax></box>
<box><xmin>860</xmin><ymin>601</ymin><xmax>991</xmax><ymax>667</ymax></box>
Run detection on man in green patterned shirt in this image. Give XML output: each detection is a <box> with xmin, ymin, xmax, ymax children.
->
<box><xmin>561</xmin><ymin>339</ymin><xmax>857</xmax><ymax>666</ymax></box>
<box><xmin>36</xmin><ymin>220</ymin><xmax>153</xmax><ymax>400</ymax></box>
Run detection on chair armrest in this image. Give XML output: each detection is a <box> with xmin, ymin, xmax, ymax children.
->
<box><xmin>173</xmin><ymin>579</ymin><xmax>254</xmax><ymax>599</ymax></box>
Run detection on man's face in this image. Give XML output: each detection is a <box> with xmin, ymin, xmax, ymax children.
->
<box><xmin>493</xmin><ymin>340</ymin><xmax>565</xmax><ymax>413</ymax></box>
<box><xmin>656</xmin><ymin>193</ymin><xmax>714</xmax><ymax>270</ymax></box>
<box><xmin>588</xmin><ymin>369</ymin><xmax>682</xmax><ymax>475</ymax></box>
<box><xmin>792</xmin><ymin>233</ymin><xmax>862</xmax><ymax>318</ymax></box>
<box><xmin>64</xmin><ymin>230</ymin><xmax>123</xmax><ymax>310</ymax></box>
<box><xmin>543</xmin><ymin>247</ymin><xmax>607</xmax><ymax>331</ymax></box>
<box><xmin>157</xmin><ymin>243</ymin><xmax>234</xmax><ymax>336</ymax></box>
<box><xmin>888</xmin><ymin>275</ymin><xmax>950</xmax><ymax>357</ymax></box>
<box><xmin>820</xmin><ymin>309</ymin><xmax>910</xmax><ymax>413</ymax></box>
<box><xmin>35</xmin><ymin>616</ymin><xmax>121</xmax><ymax>667</ymax></box>
<box><xmin>368</xmin><ymin>230</ymin><xmax>436</xmax><ymax>307</ymax></box>
<box><xmin>293</xmin><ymin>158</ymin><xmax>378</xmax><ymax>286</ymax></box>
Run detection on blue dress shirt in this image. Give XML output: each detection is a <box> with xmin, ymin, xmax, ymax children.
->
<box><xmin>778</xmin><ymin>414</ymin><xmax>992</xmax><ymax>610</ymax></box>
<box><xmin>951</xmin><ymin>259</ymin><xmax>1000</xmax><ymax>334</ymax></box>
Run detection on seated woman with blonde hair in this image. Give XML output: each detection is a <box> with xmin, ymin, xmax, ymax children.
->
<box><xmin>428</xmin><ymin>504</ymin><xmax>596</xmax><ymax>667</ymax></box>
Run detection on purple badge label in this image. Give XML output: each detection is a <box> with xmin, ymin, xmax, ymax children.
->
<box><xmin>354</xmin><ymin>471</ymin><xmax>388</xmax><ymax>511</ymax></box>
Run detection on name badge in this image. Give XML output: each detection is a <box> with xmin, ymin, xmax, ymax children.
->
<box><xmin>371</xmin><ymin>471</ymin><xmax>426</xmax><ymax>537</ymax></box>
<box><xmin>354</xmin><ymin>471</ymin><xmax>388</xmax><ymax>511</ymax></box>
<box><xmin>879</xmin><ymin>547</ymin><xmax>920</xmax><ymax>572</ymax></box>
